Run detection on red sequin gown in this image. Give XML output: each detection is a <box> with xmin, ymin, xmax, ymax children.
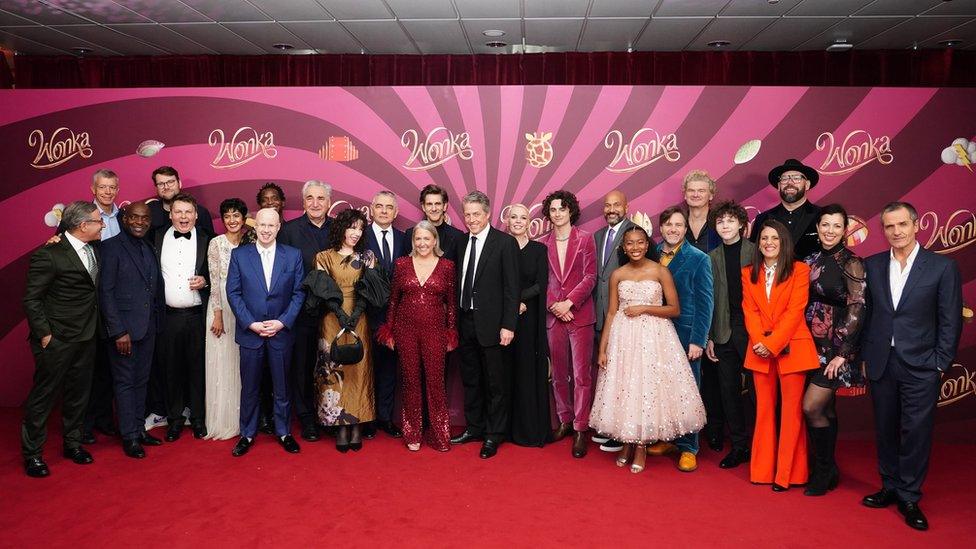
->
<box><xmin>378</xmin><ymin>256</ymin><xmax>457</xmax><ymax>450</ymax></box>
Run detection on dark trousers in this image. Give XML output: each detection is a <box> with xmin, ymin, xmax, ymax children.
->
<box><xmin>458</xmin><ymin>311</ymin><xmax>511</xmax><ymax>443</ymax></box>
<box><xmin>240</xmin><ymin>341</ymin><xmax>292</xmax><ymax>439</ymax></box>
<box><xmin>714</xmin><ymin>324</ymin><xmax>756</xmax><ymax>451</ymax></box>
<box><xmin>21</xmin><ymin>337</ymin><xmax>96</xmax><ymax>458</ymax></box>
<box><xmin>157</xmin><ymin>306</ymin><xmax>206</xmax><ymax>425</ymax></box>
<box><xmin>701</xmin><ymin>355</ymin><xmax>724</xmax><ymax>440</ymax></box>
<box><xmin>373</xmin><ymin>337</ymin><xmax>398</xmax><ymax>424</ymax></box>
<box><xmin>289</xmin><ymin>313</ymin><xmax>318</xmax><ymax>425</ymax></box>
<box><xmin>108</xmin><ymin>333</ymin><xmax>156</xmax><ymax>441</ymax></box>
<box><xmin>83</xmin><ymin>338</ymin><xmax>115</xmax><ymax>433</ymax></box>
<box><xmin>871</xmin><ymin>351</ymin><xmax>941</xmax><ymax>503</ymax></box>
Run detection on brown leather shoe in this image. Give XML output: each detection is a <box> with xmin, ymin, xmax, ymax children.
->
<box><xmin>677</xmin><ymin>451</ymin><xmax>698</xmax><ymax>472</ymax></box>
<box><xmin>552</xmin><ymin>422</ymin><xmax>573</xmax><ymax>442</ymax></box>
<box><xmin>646</xmin><ymin>441</ymin><xmax>678</xmax><ymax>456</ymax></box>
<box><xmin>572</xmin><ymin>431</ymin><xmax>588</xmax><ymax>458</ymax></box>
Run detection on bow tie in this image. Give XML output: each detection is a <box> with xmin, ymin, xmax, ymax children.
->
<box><xmin>173</xmin><ymin>230</ymin><xmax>192</xmax><ymax>240</ymax></box>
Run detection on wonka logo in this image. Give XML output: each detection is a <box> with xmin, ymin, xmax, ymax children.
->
<box><xmin>938</xmin><ymin>363</ymin><xmax>976</xmax><ymax>407</ymax></box>
<box><xmin>209</xmin><ymin>126</ymin><xmax>277</xmax><ymax>169</ymax></box>
<box><xmin>815</xmin><ymin>130</ymin><xmax>893</xmax><ymax>176</ymax></box>
<box><xmin>29</xmin><ymin>127</ymin><xmax>93</xmax><ymax>169</ymax></box>
<box><xmin>401</xmin><ymin>127</ymin><xmax>473</xmax><ymax>171</ymax></box>
<box><xmin>919</xmin><ymin>209</ymin><xmax>976</xmax><ymax>254</ymax></box>
<box><xmin>604</xmin><ymin>129</ymin><xmax>680</xmax><ymax>173</ymax></box>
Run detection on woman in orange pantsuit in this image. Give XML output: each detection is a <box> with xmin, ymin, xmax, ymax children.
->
<box><xmin>741</xmin><ymin>219</ymin><xmax>818</xmax><ymax>491</ymax></box>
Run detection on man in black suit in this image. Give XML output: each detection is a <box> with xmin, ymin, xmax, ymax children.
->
<box><xmin>364</xmin><ymin>190</ymin><xmax>408</xmax><ymax>438</ymax></box>
<box><xmin>860</xmin><ymin>201</ymin><xmax>962</xmax><ymax>531</ymax></box>
<box><xmin>278</xmin><ymin>180</ymin><xmax>333</xmax><ymax>441</ymax></box>
<box><xmin>407</xmin><ymin>184</ymin><xmax>464</xmax><ymax>262</ymax></box>
<box><xmin>98</xmin><ymin>201</ymin><xmax>166</xmax><ymax>458</ymax></box>
<box><xmin>22</xmin><ymin>201</ymin><xmax>104</xmax><ymax>477</ymax></box>
<box><xmin>750</xmin><ymin>159</ymin><xmax>821</xmax><ymax>260</ymax></box>
<box><xmin>153</xmin><ymin>192</ymin><xmax>211</xmax><ymax>442</ymax></box>
<box><xmin>449</xmin><ymin>191</ymin><xmax>520</xmax><ymax>459</ymax></box>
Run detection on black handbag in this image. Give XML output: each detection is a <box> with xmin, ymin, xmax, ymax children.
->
<box><xmin>330</xmin><ymin>328</ymin><xmax>364</xmax><ymax>365</ymax></box>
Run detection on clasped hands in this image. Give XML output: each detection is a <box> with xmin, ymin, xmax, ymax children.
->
<box><xmin>549</xmin><ymin>299</ymin><xmax>574</xmax><ymax>322</ymax></box>
<box><xmin>250</xmin><ymin>319</ymin><xmax>285</xmax><ymax>338</ymax></box>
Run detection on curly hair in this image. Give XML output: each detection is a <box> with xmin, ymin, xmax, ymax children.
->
<box><xmin>256</xmin><ymin>182</ymin><xmax>285</xmax><ymax>207</ymax></box>
<box><xmin>327</xmin><ymin>208</ymin><xmax>368</xmax><ymax>253</ymax></box>
<box><xmin>711</xmin><ymin>199</ymin><xmax>748</xmax><ymax>236</ymax></box>
<box><xmin>542</xmin><ymin>190</ymin><xmax>581</xmax><ymax>225</ymax></box>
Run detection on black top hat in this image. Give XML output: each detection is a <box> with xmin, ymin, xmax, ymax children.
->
<box><xmin>767</xmin><ymin>158</ymin><xmax>819</xmax><ymax>188</ymax></box>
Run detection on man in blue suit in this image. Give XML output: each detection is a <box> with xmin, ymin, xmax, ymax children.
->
<box><xmin>226</xmin><ymin>208</ymin><xmax>306</xmax><ymax>457</ymax></box>
<box><xmin>649</xmin><ymin>206</ymin><xmax>714</xmax><ymax>472</ymax></box>
<box><xmin>860</xmin><ymin>202</ymin><xmax>962</xmax><ymax>531</ymax></box>
<box><xmin>363</xmin><ymin>190</ymin><xmax>408</xmax><ymax>438</ymax></box>
<box><xmin>98</xmin><ymin>202</ymin><xmax>165</xmax><ymax>459</ymax></box>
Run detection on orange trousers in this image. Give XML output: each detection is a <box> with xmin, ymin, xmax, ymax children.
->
<box><xmin>750</xmin><ymin>360</ymin><xmax>808</xmax><ymax>486</ymax></box>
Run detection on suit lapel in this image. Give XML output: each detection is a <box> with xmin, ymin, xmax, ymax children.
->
<box><xmin>121</xmin><ymin>236</ymin><xmax>151</xmax><ymax>283</ymax></box>
<box><xmin>895</xmin><ymin>247</ymin><xmax>927</xmax><ymax>310</ymax></box>
<box><xmin>594</xmin><ymin>227</ymin><xmax>608</xmax><ymax>268</ymax></box>
<box><xmin>877</xmin><ymin>254</ymin><xmax>895</xmax><ymax>312</ymax></box>
<box><xmin>755</xmin><ymin>268</ymin><xmax>775</xmax><ymax>322</ymax></box>
<box><xmin>59</xmin><ymin>237</ymin><xmax>94</xmax><ymax>286</ymax></box>
<box><xmin>268</xmin><ymin>245</ymin><xmax>286</xmax><ymax>294</ymax></box>
<box><xmin>195</xmin><ymin>229</ymin><xmax>207</xmax><ymax>274</ymax></box>
<box><xmin>667</xmin><ymin>245</ymin><xmax>690</xmax><ymax>277</ymax></box>
<box><xmin>546</xmin><ymin>234</ymin><xmax>561</xmax><ymax>281</ymax></box>
<box><xmin>473</xmin><ymin>228</ymin><xmax>493</xmax><ymax>284</ymax></box>
<box><xmin>563</xmin><ymin>227</ymin><xmax>581</xmax><ymax>278</ymax></box>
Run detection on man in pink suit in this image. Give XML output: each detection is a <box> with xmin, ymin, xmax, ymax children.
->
<box><xmin>541</xmin><ymin>190</ymin><xmax>598</xmax><ymax>458</ymax></box>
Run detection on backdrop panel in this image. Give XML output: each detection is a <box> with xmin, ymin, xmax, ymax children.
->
<box><xmin>1</xmin><ymin>86</ymin><xmax>973</xmax><ymax>439</ymax></box>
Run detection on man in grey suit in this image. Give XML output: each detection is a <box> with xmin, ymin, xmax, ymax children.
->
<box><xmin>590</xmin><ymin>190</ymin><xmax>635</xmax><ymax>452</ymax></box>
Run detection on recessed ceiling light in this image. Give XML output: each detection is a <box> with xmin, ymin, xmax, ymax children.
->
<box><xmin>768</xmin><ymin>0</ymin><xmax>780</xmax><ymax>4</ymax></box>
<box><xmin>485</xmin><ymin>41</ymin><xmax>507</xmax><ymax>48</ymax></box>
<box><xmin>272</xmin><ymin>43</ymin><xmax>295</xmax><ymax>50</ymax></box>
<box><xmin>707</xmin><ymin>40</ymin><xmax>731</xmax><ymax>48</ymax></box>
<box><xmin>482</xmin><ymin>30</ymin><xmax>506</xmax><ymax>37</ymax></box>
<box><xmin>938</xmin><ymin>39</ymin><xmax>962</xmax><ymax>48</ymax></box>
<box><xmin>71</xmin><ymin>47</ymin><xmax>93</xmax><ymax>55</ymax></box>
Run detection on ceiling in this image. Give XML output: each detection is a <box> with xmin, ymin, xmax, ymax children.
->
<box><xmin>0</xmin><ymin>0</ymin><xmax>974</xmax><ymax>57</ymax></box>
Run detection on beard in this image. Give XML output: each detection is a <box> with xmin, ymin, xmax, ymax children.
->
<box><xmin>779</xmin><ymin>186</ymin><xmax>806</xmax><ymax>204</ymax></box>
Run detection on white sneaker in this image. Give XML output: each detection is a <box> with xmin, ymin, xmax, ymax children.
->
<box><xmin>144</xmin><ymin>413</ymin><xmax>167</xmax><ymax>431</ymax></box>
<box><xmin>591</xmin><ymin>434</ymin><xmax>610</xmax><ymax>444</ymax></box>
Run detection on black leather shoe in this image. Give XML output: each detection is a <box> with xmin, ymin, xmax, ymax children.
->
<box><xmin>552</xmin><ymin>422</ymin><xmax>573</xmax><ymax>442</ymax></box>
<box><xmin>862</xmin><ymin>489</ymin><xmax>898</xmax><ymax>508</ymax></box>
<box><xmin>479</xmin><ymin>440</ymin><xmax>499</xmax><ymax>459</ymax></box>
<box><xmin>572</xmin><ymin>431</ymin><xmax>588</xmax><ymax>458</ymax></box>
<box><xmin>300</xmin><ymin>423</ymin><xmax>320</xmax><ymax>442</ymax></box>
<box><xmin>719</xmin><ymin>449</ymin><xmax>750</xmax><ymax>469</ymax></box>
<box><xmin>771</xmin><ymin>483</ymin><xmax>788</xmax><ymax>492</ymax></box>
<box><xmin>278</xmin><ymin>435</ymin><xmax>301</xmax><ymax>453</ymax></box>
<box><xmin>81</xmin><ymin>431</ymin><xmax>97</xmax><ymax>445</ymax></box>
<box><xmin>231</xmin><ymin>437</ymin><xmax>253</xmax><ymax>457</ymax></box>
<box><xmin>450</xmin><ymin>431</ymin><xmax>482</xmax><ymax>445</ymax></box>
<box><xmin>141</xmin><ymin>432</ymin><xmax>163</xmax><ymax>446</ymax></box>
<box><xmin>24</xmin><ymin>457</ymin><xmax>49</xmax><ymax>478</ymax></box>
<box><xmin>165</xmin><ymin>424</ymin><xmax>183</xmax><ymax>442</ymax></box>
<box><xmin>897</xmin><ymin>501</ymin><xmax>929</xmax><ymax>531</ymax></box>
<box><xmin>63</xmin><ymin>447</ymin><xmax>94</xmax><ymax>464</ymax></box>
<box><xmin>707</xmin><ymin>434</ymin><xmax>724</xmax><ymax>453</ymax></box>
<box><xmin>123</xmin><ymin>440</ymin><xmax>146</xmax><ymax>459</ymax></box>
<box><xmin>379</xmin><ymin>420</ymin><xmax>403</xmax><ymax>439</ymax></box>
<box><xmin>258</xmin><ymin>415</ymin><xmax>274</xmax><ymax>435</ymax></box>
<box><xmin>362</xmin><ymin>423</ymin><xmax>377</xmax><ymax>439</ymax></box>
<box><xmin>192</xmin><ymin>424</ymin><xmax>207</xmax><ymax>439</ymax></box>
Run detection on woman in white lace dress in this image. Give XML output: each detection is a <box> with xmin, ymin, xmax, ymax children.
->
<box><xmin>204</xmin><ymin>198</ymin><xmax>252</xmax><ymax>440</ymax></box>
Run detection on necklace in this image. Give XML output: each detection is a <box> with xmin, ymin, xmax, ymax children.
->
<box><xmin>555</xmin><ymin>234</ymin><xmax>570</xmax><ymax>241</ymax></box>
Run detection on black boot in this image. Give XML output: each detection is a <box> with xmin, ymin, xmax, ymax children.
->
<box><xmin>826</xmin><ymin>417</ymin><xmax>840</xmax><ymax>490</ymax></box>
<box><xmin>804</xmin><ymin>426</ymin><xmax>832</xmax><ymax>496</ymax></box>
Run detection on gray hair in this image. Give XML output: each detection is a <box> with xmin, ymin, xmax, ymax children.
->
<box><xmin>62</xmin><ymin>200</ymin><xmax>98</xmax><ymax>231</ymax></box>
<box><xmin>409</xmin><ymin>220</ymin><xmax>444</xmax><ymax>258</ymax></box>
<box><xmin>301</xmin><ymin>180</ymin><xmax>332</xmax><ymax>199</ymax></box>
<box><xmin>882</xmin><ymin>201</ymin><xmax>918</xmax><ymax>222</ymax></box>
<box><xmin>461</xmin><ymin>190</ymin><xmax>490</xmax><ymax>214</ymax></box>
<box><xmin>372</xmin><ymin>190</ymin><xmax>397</xmax><ymax>206</ymax></box>
<box><xmin>92</xmin><ymin>168</ymin><xmax>118</xmax><ymax>185</ymax></box>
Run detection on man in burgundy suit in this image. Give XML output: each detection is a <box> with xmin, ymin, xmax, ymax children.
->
<box><xmin>540</xmin><ymin>190</ymin><xmax>598</xmax><ymax>458</ymax></box>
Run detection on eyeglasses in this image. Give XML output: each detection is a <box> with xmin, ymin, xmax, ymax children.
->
<box><xmin>154</xmin><ymin>178</ymin><xmax>179</xmax><ymax>188</ymax></box>
<box><xmin>84</xmin><ymin>219</ymin><xmax>106</xmax><ymax>226</ymax></box>
<box><xmin>778</xmin><ymin>174</ymin><xmax>807</xmax><ymax>183</ymax></box>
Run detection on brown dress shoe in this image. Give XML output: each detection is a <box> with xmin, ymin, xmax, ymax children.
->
<box><xmin>646</xmin><ymin>441</ymin><xmax>678</xmax><ymax>456</ymax></box>
<box><xmin>552</xmin><ymin>422</ymin><xmax>573</xmax><ymax>442</ymax></box>
<box><xmin>572</xmin><ymin>431</ymin><xmax>588</xmax><ymax>458</ymax></box>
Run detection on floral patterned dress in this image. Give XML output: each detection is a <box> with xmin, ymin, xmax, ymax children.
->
<box><xmin>803</xmin><ymin>245</ymin><xmax>867</xmax><ymax>395</ymax></box>
<box><xmin>314</xmin><ymin>249</ymin><xmax>375</xmax><ymax>426</ymax></box>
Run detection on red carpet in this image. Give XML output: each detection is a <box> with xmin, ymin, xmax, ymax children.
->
<box><xmin>1</xmin><ymin>408</ymin><xmax>974</xmax><ymax>548</ymax></box>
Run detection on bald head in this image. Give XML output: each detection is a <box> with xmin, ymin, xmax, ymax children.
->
<box><xmin>255</xmin><ymin>207</ymin><xmax>281</xmax><ymax>247</ymax></box>
<box><xmin>122</xmin><ymin>201</ymin><xmax>151</xmax><ymax>239</ymax></box>
<box><xmin>603</xmin><ymin>190</ymin><xmax>628</xmax><ymax>226</ymax></box>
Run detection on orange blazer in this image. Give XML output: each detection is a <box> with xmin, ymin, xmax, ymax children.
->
<box><xmin>740</xmin><ymin>261</ymin><xmax>817</xmax><ymax>374</ymax></box>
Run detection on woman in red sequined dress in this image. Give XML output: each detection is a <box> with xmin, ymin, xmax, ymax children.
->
<box><xmin>377</xmin><ymin>221</ymin><xmax>457</xmax><ymax>451</ymax></box>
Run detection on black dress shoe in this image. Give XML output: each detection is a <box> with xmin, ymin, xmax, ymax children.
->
<box><xmin>258</xmin><ymin>416</ymin><xmax>274</xmax><ymax>435</ymax></box>
<box><xmin>897</xmin><ymin>501</ymin><xmax>929</xmax><ymax>531</ymax></box>
<box><xmin>450</xmin><ymin>431</ymin><xmax>482</xmax><ymax>445</ymax></box>
<box><xmin>231</xmin><ymin>437</ymin><xmax>253</xmax><ymax>457</ymax></box>
<box><xmin>379</xmin><ymin>421</ymin><xmax>403</xmax><ymax>439</ymax></box>
<box><xmin>719</xmin><ymin>449</ymin><xmax>750</xmax><ymax>469</ymax></box>
<box><xmin>707</xmin><ymin>435</ymin><xmax>724</xmax><ymax>453</ymax></box>
<box><xmin>362</xmin><ymin>423</ymin><xmax>377</xmax><ymax>440</ymax></box>
<box><xmin>572</xmin><ymin>431</ymin><xmax>588</xmax><ymax>458</ymax></box>
<box><xmin>552</xmin><ymin>422</ymin><xmax>573</xmax><ymax>442</ymax></box>
<box><xmin>24</xmin><ymin>457</ymin><xmax>49</xmax><ymax>478</ymax></box>
<box><xmin>862</xmin><ymin>489</ymin><xmax>898</xmax><ymax>508</ymax></box>
<box><xmin>278</xmin><ymin>435</ymin><xmax>301</xmax><ymax>453</ymax></box>
<box><xmin>165</xmin><ymin>424</ymin><xmax>183</xmax><ymax>442</ymax></box>
<box><xmin>81</xmin><ymin>431</ymin><xmax>97</xmax><ymax>445</ymax></box>
<box><xmin>771</xmin><ymin>483</ymin><xmax>788</xmax><ymax>492</ymax></box>
<box><xmin>63</xmin><ymin>447</ymin><xmax>94</xmax><ymax>464</ymax></box>
<box><xmin>479</xmin><ymin>440</ymin><xmax>499</xmax><ymax>459</ymax></box>
<box><xmin>192</xmin><ymin>424</ymin><xmax>207</xmax><ymax>439</ymax></box>
<box><xmin>300</xmin><ymin>423</ymin><xmax>320</xmax><ymax>442</ymax></box>
<box><xmin>123</xmin><ymin>440</ymin><xmax>146</xmax><ymax>459</ymax></box>
<box><xmin>141</xmin><ymin>432</ymin><xmax>163</xmax><ymax>446</ymax></box>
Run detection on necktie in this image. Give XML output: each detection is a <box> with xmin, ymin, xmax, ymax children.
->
<box><xmin>461</xmin><ymin>235</ymin><xmax>476</xmax><ymax>310</ymax></box>
<box><xmin>603</xmin><ymin>227</ymin><xmax>615</xmax><ymax>266</ymax></box>
<box><xmin>173</xmin><ymin>230</ymin><xmax>191</xmax><ymax>239</ymax></box>
<box><xmin>381</xmin><ymin>229</ymin><xmax>392</xmax><ymax>271</ymax></box>
<box><xmin>82</xmin><ymin>243</ymin><xmax>97</xmax><ymax>282</ymax></box>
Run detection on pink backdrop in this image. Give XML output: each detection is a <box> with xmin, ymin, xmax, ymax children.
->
<box><xmin>1</xmin><ymin>85</ymin><xmax>974</xmax><ymax>438</ymax></box>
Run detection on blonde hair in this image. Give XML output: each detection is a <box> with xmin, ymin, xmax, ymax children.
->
<box><xmin>409</xmin><ymin>220</ymin><xmax>443</xmax><ymax>257</ymax></box>
<box><xmin>682</xmin><ymin>169</ymin><xmax>716</xmax><ymax>193</ymax></box>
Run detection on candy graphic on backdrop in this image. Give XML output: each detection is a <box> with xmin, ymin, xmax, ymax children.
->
<box><xmin>319</xmin><ymin>136</ymin><xmax>359</xmax><ymax>162</ymax></box>
<box><xmin>43</xmin><ymin>203</ymin><xmax>65</xmax><ymax>227</ymax></box>
<box><xmin>525</xmin><ymin>132</ymin><xmax>554</xmax><ymax>168</ymax></box>
<box><xmin>846</xmin><ymin>215</ymin><xmax>869</xmax><ymax>247</ymax></box>
<box><xmin>136</xmin><ymin>139</ymin><xmax>165</xmax><ymax>158</ymax></box>
<box><xmin>941</xmin><ymin>137</ymin><xmax>976</xmax><ymax>172</ymax></box>
<box><xmin>734</xmin><ymin>139</ymin><xmax>762</xmax><ymax>165</ymax></box>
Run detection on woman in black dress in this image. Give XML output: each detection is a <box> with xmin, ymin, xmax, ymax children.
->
<box><xmin>802</xmin><ymin>203</ymin><xmax>867</xmax><ymax>496</ymax></box>
<box><xmin>505</xmin><ymin>203</ymin><xmax>551</xmax><ymax>447</ymax></box>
